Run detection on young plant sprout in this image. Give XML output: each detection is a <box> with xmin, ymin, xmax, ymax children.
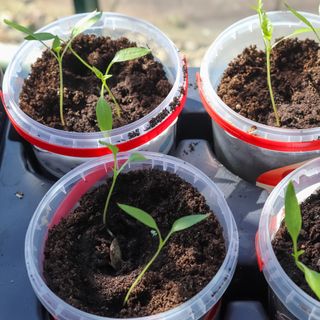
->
<box><xmin>118</xmin><ymin>203</ymin><xmax>210</xmax><ymax>304</ymax></box>
<box><xmin>69</xmin><ymin>46</ymin><xmax>151</xmax><ymax>131</ymax></box>
<box><xmin>253</xmin><ymin>0</ymin><xmax>280</xmax><ymax>127</ymax></box>
<box><xmin>4</xmin><ymin>11</ymin><xmax>102</xmax><ymax>126</ymax></box>
<box><xmin>284</xmin><ymin>181</ymin><xmax>320</xmax><ymax>299</ymax></box>
<box><xmin>98</xmin><ymin>142</ymin><xmax>146</xmax><ymax>226</ymax></box>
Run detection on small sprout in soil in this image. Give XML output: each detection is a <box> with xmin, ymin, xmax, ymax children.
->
<box><xmin>253</xmin><ymin>0</ymin><xmax>280</xmax><ymax>127</ymax></box>
<box><xmin>118</xmin><ymin>203</ymin><xmax>210</xmax><ymax>304</ymax></box>
<box><xmin>70</xmin><ymin>46</ymin><xmax>151</xmax><ymax>132</ymax></box>
<box><xmin>285</xmin><ymin>181</ymin><xmax>320</xmax><ymax>299</ymax></box>
<box><xmin>4</xmin><ymin>11</ymin><xmax>102</xmax><ymax>126</ymax></box>
<box><xmin>98</xmin><ymin>141</ymin><xmax>146</xmax><ymax>226</ymax></box>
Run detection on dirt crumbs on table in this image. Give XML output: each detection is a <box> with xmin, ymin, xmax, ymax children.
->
<box><xmin>20</xmin><ymin>34</ymin><xmax>172</xmax><ymax>132</ymax></box>
<box><xmin>44</xmin><ymin>169</ymin><xmax>226</xmax><ymax>317</ymax></box>
<box><xmin>218</xmin><ymin>38</ymin><xmax>320</xmax><ymax>129</ymax></box>
<box><xmin>272</xmin><ymin>190</ymin><xmax>320</xmax><ymax>300</ymax></box>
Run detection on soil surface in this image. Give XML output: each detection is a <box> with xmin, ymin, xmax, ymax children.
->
<box><xmin>272</xmin><ymin>190</ymin><xmax>320</xmax><ymax>300</ymax></box>
<box><xmin>20</xmin><ymin>34</ymin><xmax>172</xmax><ymax>132</ymax></box>
<box><xmin>218</xmin><ymin>38</ymin><xmax>320</xmax><ymax>129</ymax></box>
<box><xmin>43</xmin><ymin>169</ymin><xmax>226</xmax><ymax>317</ymax></box>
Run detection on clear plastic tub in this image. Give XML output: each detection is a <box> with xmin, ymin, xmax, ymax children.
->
<box><xmin>2</xmin><ymin>12</ymin><xmax>187</xmax><ymax>177</ymax></box>
<box><xmin>25</xmin><ymin>151</ymin><xmax>239</xmax><ymax>320</ymax></box>
<box><xmin>257</xmin><ymin>157</ymin><xmax>320</xmax><ymax>320</ymax></box>
<box><xmin>198</xmin><ymin>11</ymin><xmax>320</xmax><ymax>183</ymax></box>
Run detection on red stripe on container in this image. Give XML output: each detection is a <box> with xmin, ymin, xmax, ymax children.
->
<box><xmin>197</xmin><ymin>73</ymin><xmax>320</xmax><ymax>152</ymax></box>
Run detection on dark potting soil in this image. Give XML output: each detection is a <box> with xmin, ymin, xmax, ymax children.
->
<box><xmin>20</xmin><ymin>35</ymin><xmax>172</xmax><ymax>132</ymax></box>
<box><xmin>43</xmin><ymin>169</ymin><xmax>226</xmax><ymax>318</ymax></box>
<box><xmin>272</xmin><ymin>190</ymin><xmax>320</xmax><ymax>300</ymax></box>
<box><xmin>218</xmin><ymin>38</ymin><xmax>320</xmax><ymax>129</ymax></box>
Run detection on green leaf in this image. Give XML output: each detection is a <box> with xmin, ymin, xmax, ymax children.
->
<box><xmin>103</xmin><ymin>74</ymin><xmax>113</xmax><ymax>81</ymax></box>
<box><xmin>71</xmin><ymin>10</ymin><xmax>102</xmax><ymax>38</ymax></box>
<box><xmin>170</xmin><ymin>214</ymin><xmax>209</xmax><ymax>234</ymax></box>
<box><xmin>24</xmin><ymin>32</ymin><xmax>56</xmax><ymax>41</ymax></box>
<box><xmin>92</xmin><ymin>66</ymin><xmax>104</xmax><ymax>79</ymax></box>
<box><xmin>285</xmin><ymin>3</ymin><xmax>315</xmax><ymax>30</ymax></box>
<box><xmin>128</xmin><ymin>153</ymin><xmax>147</xmax><ymax>163</ymax></box>
<box><xmin>96</xmin><ymin>96</ymin><xmax>113</xmax><ymax>131</ymax></box>
<box><xmin>52</xmin><ymin>36</ymin><xmax>61</xmax><ymax>52</ymax></box>
<box><xmin>254</xmin><ymin>0</ymin><xmax>273</xmax><ymax>42</ymax></box>
<box><xmin>285</xmin><ymin>3</ymin><xmax>320</xmax><ymax>42</ymax></box>
<box><xmin>111</xmin><ymin>47</ymin><xmax>151</xmax><ymax>64</ymax></box>
<box><xmin>285</xmin><ymin>181</ymin><xmax>302</xmax><ymax>256</ymax></box>
<box><xmin>118</xmin><ymin>204</ymin><xmax>159</xmax><ymax>232</ymax></box>
<box><xmin>272</xmin><ymin>27</ymin><xmax>320</xmax><ymax>48</ymax></box>
<box><xmin>4</xmin><ymin>19</ymin><xmax>33</xmax><ymax>35</ymax></box>
<box><xmin>99</xmin><ymin>140</ymin><xmax>119</xmax><ymax>155</ymax></box>
<box><xmin>297</xmin><ymin>262</ymin><xmax>320</xmax><ymax>299</ymax></box>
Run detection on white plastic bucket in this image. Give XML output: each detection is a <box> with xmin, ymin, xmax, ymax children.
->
<box><xmin>257</xmin><ymin>157</ymin><xmax>320</xmax><ymax>319</ymax></box>
<box><xmin>198</xmin><ymin>11</ymin><xmax>320</xmax><ymax>184</ymax></box>
<box><xmin>2</xmin><ymin>13</ymin><xmax>187</xmax><ymax>177</ymax></box>
<box><xmin>25</xmin><ymin>152</ymin><xmax>239</xmax><ymax>320</ymax></box>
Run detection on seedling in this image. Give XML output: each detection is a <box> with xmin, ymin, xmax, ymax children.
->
<box><xmin>98</xmin><ymin>141</ymin><xmax>146</xmax><ymax>226</ymax></box>
<box><xmin>253</xmin><ymin>0</ymin><xmax>280</xmax><ymax>126</ymax></box>
<box><xmin>70</xmin><ymin>46</ymin><xmax>151</xmax><ymax>131</ymax></box>
<box><xmin>118</xmin><ymin>203</ymin><xmax>210</xmax><ymax>304</ymax></box>
<box><xmin>284</xmin><ymin>181</ymin><xmax>320</xmax><ymax>299</ymax></box>
<box><xmin>4</xmin><ymin>11</ymin><xmax>102</xmax><ymax>126</ymax></box>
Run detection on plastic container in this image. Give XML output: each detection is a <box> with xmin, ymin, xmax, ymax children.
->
<box><xmin>25</xmin><ymin>151</ymin><xmax>239</xmax><ymax>320</ymax></box>
<box><xmin>198</xmin><ymin>11</ymin><xmax>320</xmax><ymax>184</ymax></box>
<box><xmin>2</xmin><ymin>12</ymin><xmax>187</xmax><ymax>177</ymax></box>
<box><xmin>256</xmin><ymin>157</ymin><xmax>320</xmax><ymax>320</ymax></box>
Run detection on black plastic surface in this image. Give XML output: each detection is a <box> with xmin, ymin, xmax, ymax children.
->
<box><xmin>0</xmin><ymin>68</ymin><xmax>269</xmax><ymax>319</ymax></box>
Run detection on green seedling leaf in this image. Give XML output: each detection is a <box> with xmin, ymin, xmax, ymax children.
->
<box><xmin>272</xmin><ymin>27</ymin><xmax>320</xmax><ymax>48</ymax></box>
<box><xmin>297</xmin><ymin>261</ymin><xmax>320</xmax><ymax>299</ymax></box>
<box><xmin>4</xmin><ymin>19</ymin><xmax>33</xmax><ymax>34</ymax></box>
<box><xmin>170</xmin><ymin>214</ymin><xmax>209</xmax><ymax>234</ymax></box>
<box><xmin>52</xmin><ymin>36</ymin><xmax>61</xmax><ymax>53</ymax></box>
<box><xmin>128</xmin><ymin>153</ymin><xmax>147</xmax><ymax>162</ymax></box>
<box><xmin>103</xmin><ymin>74</ymin><xmax>112</xmax><ymax>81</ymax></box>
<box><xmin>99</xmin><ymin>140</ymin><xmax>119</xmax><ymax>155</ymax></box>
<box><xmin>254</xmin><ymin>0</ymin><xmax>273</xmax><ymax>41</ymax></box>
<box><xmin>96</xmin><ymin>96</ymin><xmax>113</xmax><ymax>131</ymax></box>
<box><xmin>111</xmin><ymin>47</ymin><xmax>151</xmax><ymax>64</ymax></box>
<box><xmin>24</xmin><ymin>32</ymin><xmax>56</xmax><ymax>41</ymax></box>
<box><xmin>284</xmin><ymin>181</ymin><xmax>302</xmax><ymax>257</ymax></box>
<box><xmin>118</xmin><ymin>204</ymin><xmax>159</xmax><ymax>232</ymax></box>
<box><xmin>92</xmin><ymin>66</ymin><xmax>104</xmax><ymax>79</ymax></box>
<box><xmin>285</xmin><ymin>3</ymin><xmax>320</xmax><ymax>42</ymax></box>
<box><xmin>120</xmin><ymin>206</ymin><xmax>210</xmax><ymax>304</ymax></box>
<box><xmin>71</xmin><ymin>10</ymin><xmax>102</xmax><ymax>38</ymax></box>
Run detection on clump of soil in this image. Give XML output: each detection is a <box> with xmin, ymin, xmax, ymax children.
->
<box><xmin>43</xmin><ymin>169</ymin><xmax>226</xmax><ymax>318</ymax></box>
<box><xmin>272</xmin><ymin>190</ymin><xmax>320</xmax><ymax>300</ymax></box>
<box><xmin>20</xmin><ymin>34</ymin><xmax>172</xmax><ymax>132</ymax></box>
<box><xmin>218</xmin><ymin>38</ymin><xmax>320</xmax><ymax>129</ymax></box>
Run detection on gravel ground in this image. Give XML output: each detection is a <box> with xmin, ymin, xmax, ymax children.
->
<box><xmin>0</xmin><ymin>0</ymin><xmax>319</xmax><ymax>66</ymax></box>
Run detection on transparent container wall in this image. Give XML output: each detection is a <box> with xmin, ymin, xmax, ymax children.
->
<box><xmin>212</xmin><ymin>121</ymin><xmax>320</xmax><ymax>182</ymax></box>
<box><xmin>26</xmin><ymin>153</ymin><xmax>238</xmax><ymax>320</ymax></box>
<box><xmin>34</xmin><ymin>120</ymin><xmax>176</xmax><ymax>178</ymax></box>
